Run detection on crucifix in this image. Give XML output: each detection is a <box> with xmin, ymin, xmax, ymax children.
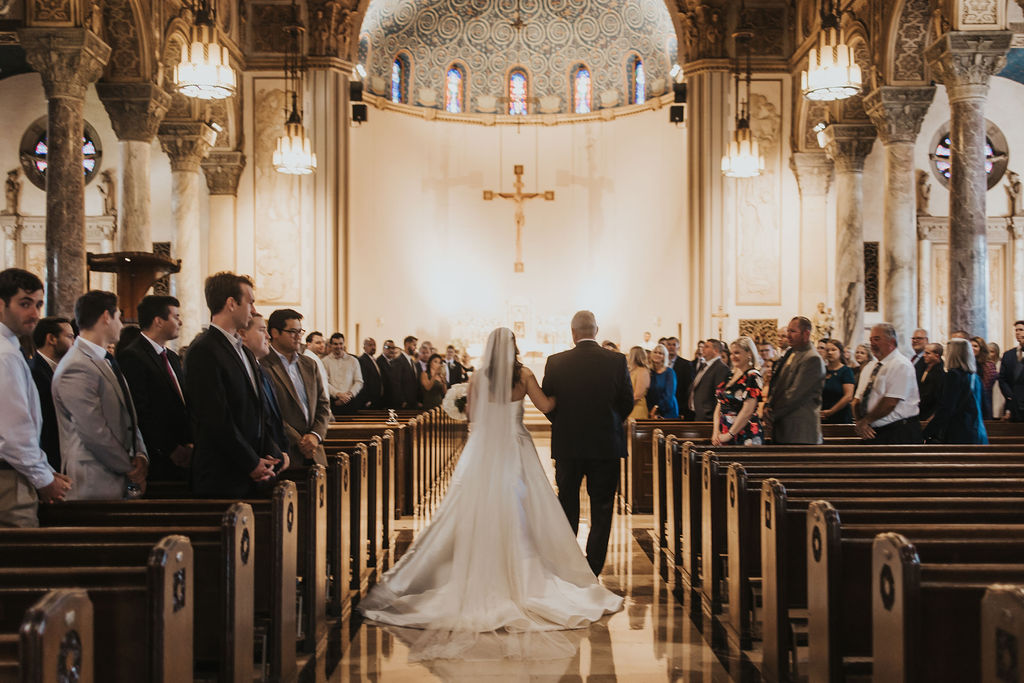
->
<box><xmin>711</xmin><ymin>305</ymin><xmax>729</xmax><ymax>340</ymax></box>
<box><xmin>483</xmin><ymin>164</ymin><xmax>555</xmax><ymax>272</ymax></box>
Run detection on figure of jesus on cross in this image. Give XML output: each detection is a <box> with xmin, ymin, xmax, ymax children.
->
<box><xmin>483</xmin><ymin>165</ymin><xmax>555</xmax><ymax>272</ymax></box>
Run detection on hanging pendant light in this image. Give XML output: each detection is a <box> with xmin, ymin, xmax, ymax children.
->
<box><xmin>721</xmin><ymin>9</ymin><xmax>763</xmax><ymax>178</ymax></box>
<box><xmin>274</xmin><ymin>1</ymin><xmax>316</xmax><ymax>175</ymax></box>
<box><xmin>801</xmin><ymin>0</ymin><xmax>861</xmax><ymax>101</ymax></box>
<box><xmin>174</xmin><ymin>0</ymin><xmax>237</xmax><ymax>100</ymax></box>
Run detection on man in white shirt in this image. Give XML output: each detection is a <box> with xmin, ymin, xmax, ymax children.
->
<box><xmin>303</xmin><ymin>331</ymin><xmax>330</xmax><ymax>401</ymax></box>
<box><xmin>323</xmin><ymin>332</ymin><xmax>364</xmax><ymax>415</ymax></box>
<box><xmin>0</xmin><ymin>269</ymin><xmax>72</xmax><ymax>526</ymax></box>
<box><xmin>852</xmin><ymin>322</ymin><xmax>922</xmax><ymax>444</ymax></box>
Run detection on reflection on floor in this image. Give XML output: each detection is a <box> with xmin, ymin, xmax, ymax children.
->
<box><xmin>329</xmin><ymin>437</ymin><xmax>734</xmax><ymax>682</ymax></box>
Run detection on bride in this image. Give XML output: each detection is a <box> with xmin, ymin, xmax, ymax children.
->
<box><xmin>358</xmin><ymin>327</ymin><xmax>623</xmax><ymax>660</ymax></box>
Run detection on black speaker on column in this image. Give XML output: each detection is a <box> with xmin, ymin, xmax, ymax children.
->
<box><xmin>350</xmin><ymin>80</ymin><xmax>367</xmax><ymax>123</ymax></box>
<box><xmin>351</xmin><ymin>103</ymin><xmax>368</xmax><ymax>123</ymax></box>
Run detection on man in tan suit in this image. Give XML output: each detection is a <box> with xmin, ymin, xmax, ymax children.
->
<box><xmin>261</xmin><ymin>309</ymin><xmax>331</xmax><ymax>468</ymax></box>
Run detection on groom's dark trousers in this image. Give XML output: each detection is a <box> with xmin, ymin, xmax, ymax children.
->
<box><xmin>542</xmin><ymin>340</ymin><xmax>634</xmax><ymax>576</ymax></box>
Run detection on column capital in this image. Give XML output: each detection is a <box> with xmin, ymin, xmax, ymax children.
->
<box><xmin>158</xmin><ymin>121</ymin><xmax>217</xmax><ymax>173</ymax></box>
<box><xmin>821</xmin><ymin>124</ymin><xmax>877</xmax><ymax>174</ymax></box>
<box><xmin>864</xmin><ymin>86</ymin><xmax>936</xmax><ymax>146</ymax></box>
<box><xmin>925</xmin><ymin>31</ymin><xmax>1012</xmax><ymax>103</ymax></box>
<box><xmin>1009</xmin><ymin>217</ymin><xmax>1024</xmax><ymax>241</ymax></box>
<box><xmin>96</xmin><ymin>82</ymin><xmax>171</xmax><ymax>142</ymax></box>
<box><xmin>680</xmin><ymin>3</ymin><xmax>727</xmax><ymax>62</ymax></box>
<box><xmin>790</xmin><ymin>152</ymin><xmax>834</xmax><ymax>198</ymax></box>
<box><xmin>201</xmin><ymin>151</ymin><xmax>246</xmax><ymax>196</ymax></box>
<box><xmin>17</xmin><ymin>27</ymin><xmax>110</xmax><ymax>100</ymax></box>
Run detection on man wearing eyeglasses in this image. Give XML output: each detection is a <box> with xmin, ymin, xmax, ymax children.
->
<box><xmin>261</xmin><ymin>309</ymin><xmax>331</xmax><ymax>467</ymax></box>
<box><xmin>909</xmin><ymin>329</ymin><xmax>928</xmax><ymax>380</ymax></box>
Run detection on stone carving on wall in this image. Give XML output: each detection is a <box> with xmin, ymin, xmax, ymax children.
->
<box><xmin>839</xmin><ymin>40</ymin><xmax>871</xmax><ymax>121</ymax></box>
<box><xmin>736</xmin><ymin>90</ymin><xmax>782</xmax><ymax>306</ymax></box>
<box><xmin>802</xmin><ymin>99</ymin><xmax>829</xmax><ymax>151</ymax></box>
<box><xmin>1006</xmin><ymin>170</ymin><xmax>1021</xmax><ymax>216</ymax></box>
<box><xmin>309</xmin><ymin>0</ymin><xmax>355</xmax><ymax>59</ymax></box>
<box><xmin>102</xmin><ymin>0</ymin><xmax>143</xmax><ymax>79</ymax></box>
<box><xmin>961</xmin><ymin>0</ymin><xmax>998</xmax><ymax>26</ymax></box>
<box><xmin>161</xmin><ymin>41</ymin><xmax>193</xmax><ymax>119</ymax></box>
<box><xmin>153</xmin><ymin>241</ymin><xmax>171</xmax><ymax>294</ymax></box>
<box><xmin>98</xmin><ymin>169</ymin><xmax>116</xmax><ymax>217</ymax></box>
<box><xmin>253</xmin><ymin>85</ymin><xmax>301</xmax><ymax>305</ymax></box>
<box><xmin>864</xmin><ymin>241</ymin><xmax>879</xmax><ymax>312</ymax></box>
<box><xmin>738</xmin><ymin>319</ymin><xmax>778</xmax><ymax>344</ymax></box>
<box><xmin>892</xmin><ymin>0</ymin><xmax>930</xmax><ymax>83</ymax></box>
<box><xmin>3</xmin><ymin>168</ymin><xmax>20</xmax><ymax>215</ymax></box>
<box><xmin>680</xmin><ymin>4</ymin><xmax>724</xmax><ymax>61</ymax></box>
<box><xmin>747</xmin><ymin>8</ymin><xmax>786</xmax><ymax>57</ymax></box>
<box><xmin>917</xmin><ymin>169</ymin><xmax>931</xmax><ymax>215</ymax></box>
<box><xmin>28</xmin><ymin>0</ymin><xmax>74</xmax><ymax>25</ymax></box>
<box><xmin>811</xmin><ymin>303</ymin><xmax>835</xmax><ymax>342</ymax></box>
<box><xmin>361</xmin><ymin>0</ymin><xmax>674</xmax><ymax>113</ymax></box>
<box><xmin>251</xmin><ymin>3</ymin><xmax>294</xmax><ymax>53</ymax></box>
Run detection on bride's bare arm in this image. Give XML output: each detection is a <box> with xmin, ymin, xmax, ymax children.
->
<box><xmin>523</xmin><ymin>368</ymin><xmax>555</xmax><ymax>413</ymax></box>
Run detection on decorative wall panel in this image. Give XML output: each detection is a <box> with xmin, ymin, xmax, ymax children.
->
<box><xmin>864</xmin><ymin>240</ymin><xmax>879</xmax><ymax>312</ymax></box>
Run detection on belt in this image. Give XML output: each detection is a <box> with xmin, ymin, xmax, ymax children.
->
<box><xmin>875</xmin><ymin>417</ymin><xmax>919</xmax><ymax>431</ymax></box>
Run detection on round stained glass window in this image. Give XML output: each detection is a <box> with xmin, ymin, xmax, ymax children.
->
<box><xmin>19</xmin><ymin>116</ymin><xmax>103</xmax><ymax>191</ymax></box>
<box><xmin>929</xmin><ymin>121</ymin><xmax>1007</xmax><ymax>191</ymax></box>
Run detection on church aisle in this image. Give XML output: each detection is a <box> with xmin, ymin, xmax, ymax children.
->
<box><xmin>332</xmin><ymin>438</ymin><xmax>733</xmax><ymax>682</ymax></box>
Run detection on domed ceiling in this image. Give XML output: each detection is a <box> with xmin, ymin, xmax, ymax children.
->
<box><xmin>358</xmin><ymin>0</ymin><xmax>678</xmax><ymax>115</ymax></box>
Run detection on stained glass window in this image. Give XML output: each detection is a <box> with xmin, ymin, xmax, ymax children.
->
<box><xmin>629</xmin><ymin>56</ymin><xmax>646</xmax><ymax>105</ymax></box>
<box><xmin>391</xmin><ymin>54</ymin><xmax>410</xmax><ymax>104</ymax></box>
<box><xmin>445</xmin><ymin>66</ymin><xmax>465</xmax><ymax>113</ymax></box>
<box><xmin>932</xmin><ymin>134</ymin><xmax>995</xmax><ymax>180</ymax></box>
<box><xmin>509</xmin><ymin>69</ymin><xmax>528</xmax><ymax>115</ymax></box>
<box><xmin>572</xmin><ymin>65</ymin><xmax>591</xmax><ymax>114</ymax></box>
<box><xmin>27</xmin><ymin>136</ymin><xmax>99</xmax><ymax>176</ymax></box>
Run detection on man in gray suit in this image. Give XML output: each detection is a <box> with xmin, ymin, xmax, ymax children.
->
<box><xmin>260</xmin><ymin>309</ymin><xmax>331</xmax><ymax>468</ymax></box>
<box><xmin>53</xmin><ymin>291</ymin><xmax>148</xmax><ymax>499</ymax></box>
<box><xmin>687</xmin><ymin>339</ymin><xmax>730</xmax><ymax>421</ymax></box>
<box><xmin>765</xmin><ymin>316</ymin><xmax>826</xmax><ymax>444</ymax></box>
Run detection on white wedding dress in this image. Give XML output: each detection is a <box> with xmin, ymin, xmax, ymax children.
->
<box><xmin>358</xmin><ymin>328</ymin><xmax>623</xmax><ymax>661</ymax></box>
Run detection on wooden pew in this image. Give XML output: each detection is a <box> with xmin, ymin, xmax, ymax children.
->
<box><xmin>278</xmin><ymin>465</ymin><xmax>328</xmax><ymax>654</ymax></box>
<box><xmin>6</xmin><ymin>589</ymin><xmax>94</xmax><ymax>683</ymax></box>
<box><xmin>325</xmin><ymin>453</ymin><xmax>354</xmax><ymax>617</ymax></box>
<box><xmin>807</xmin><ymin>504</ymin><xmax>1024</xmax><ymax>682</ymax></box>
<box><xmin>0</xmin><ymin>536</ymin><xmax>192</xmax><ymax>683</ymax></box>
<box><xmin>38</xmin><ymin>493</ymin><xmax>292</xmax><ymax>682</ymax></box>
<box><xmin>872</xmin><ymin>533</ymin><xmax>1024</xmax><ymax>683</ymax></box>
<box><xmin>981</xmin><ymin>584</ymin><xmax>1024</xmax><ymax>683</ymax></box>
<box><xmin>325</xmin><ymin>437</ymin><xmax>386</xmax><ymax>568</ymax></box>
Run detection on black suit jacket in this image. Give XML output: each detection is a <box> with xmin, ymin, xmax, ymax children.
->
<box><xmin>917</xmin><ymin>364</ymin><xmax>945</xmax><ymax>421</ymax></box>
<box><xmin>541</xmin><ymin>341</ymin><xmax>634</xmax><ymax>461</ymax></box>
<box><xmin>999</xmin><ymin>348</ymin><xmax>1024</xmax><ymax>420</ymax></box>
<box><xmin>30</xmin><ymin>355</ymin><xmax>61</xmax><ymax>472</ymax></box>
<box><xmin>911</xmin><ymin>354</ymin><xmax>927</xmax><ymax>380</ymax></box>
<box><xmin>671</xmin><ymin>357</ymin><xmax>694</xmax><ymax>420</ymax></box>
<box><xmin>446</xmin><ymin>359</ymin><xmax>467</xmax><ymax>385</ymax></box>
<box><xmin>185</xmin><ymin>328</ymin><xmax>282</xmax><ymax>498</ymax></box>
<box><xmin>690</xmin><ymin>358</ymin><xmax>730</xmax><ymax>421</ymax></box>
<box><xmin>118</xmin><ymin>335</ymin><xmax>191</xmax><ymax>481</ymax></box>
<box><xmin>355</xmin><ymin>352</ymin><xmax>384</xmax><ymax>410</ymax></box>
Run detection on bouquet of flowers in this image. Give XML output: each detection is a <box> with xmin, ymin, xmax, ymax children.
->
<box><xmin>442</xmin><ymin>383</ymin><xmax>469</xmax><ymax>421</ymax></box>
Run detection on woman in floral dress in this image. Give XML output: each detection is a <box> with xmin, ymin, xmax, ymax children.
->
<box><xmin>711</xmin><ymin>336</ymin><xmax>764</xmax><ymax>446</ymax></box>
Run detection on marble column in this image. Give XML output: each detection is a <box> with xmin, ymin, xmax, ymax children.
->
<box><xmin>18</xmin><ymin>28</ymin><xmax>110</xmax><ymax>315</ymax></box>
<box><xmin>158</xmin><ymin>122</ymin><xmax>217</xmax><ymax>343</ymax></box>
<box><xmin>917</xmin><ymin>225</ymin><xmax>933</xmax><ymax>333</ymax></box>
<box><xmin>1011</xmin><ymin>219</ymin><xmax>1024</xmax><ymax>322</ymax></box>
<box><xmin>926</xmin><ymin>31</ymin><xmax>1012</xmax><ymax>339</ymax></box>
<box><xmin>201</xmin><ymin>151</ymin><xmax>246</xmax><ymax>275</ymax></box>
<box><xmin>864</xmin><ymin>86</ymin><xmax>935</xmax><ymax>349</ymax></box>
<box><xmin>822</xmin><ymin>124</ymin><xmax>877</xmax><ymax>348</ymax></box>
<box><xmin>96</xmin><ymin>83</ymin><xmax>171</xmax><ymax>252</ymax></box>
<box><xmin>790</xmin><ymin>152</ymin><xmax>834</xmax><ymax>315</ymax></box>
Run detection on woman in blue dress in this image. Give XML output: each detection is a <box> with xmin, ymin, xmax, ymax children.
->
<box><xmin>712</xmin><ymin>336</ymin><xmax>764</xmax><ymax>446</ymax></box>
<box><xmin>820</xmin><ymin>338</ymin><xmax>856</xmax><ymax>423</ymax></box>
<box><xmin>922</xmin><ymin>338</ymin><xmax>989</xmax><ymax>445</ymax></box>
<box><xmin>646</xmin><ymin>344</ymin><xmax>679</xmax><ymax>419</ymax></box>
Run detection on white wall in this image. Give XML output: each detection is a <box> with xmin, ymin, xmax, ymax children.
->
<box><xmin>348</xmin><ymin>108</ymin><xmax>688</xmax><ymax>354</ymax></box>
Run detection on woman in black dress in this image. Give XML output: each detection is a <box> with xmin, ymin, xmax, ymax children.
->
<box><xmin>420</xmin><ymin>353</ymin><xmax>448</xmax><ymax>410</ymax></box>
<box><xmin>820</xmin><ymin>338</ymin><xmax>855</xmax><ymax>423</ymax></box>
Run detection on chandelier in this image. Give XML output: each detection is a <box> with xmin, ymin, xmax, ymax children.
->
<box><xmin>801</xmin><ymin>0</ymin><xmax>861</xmax><ymax>101</ymax></box>
<box><xmin>721</xmin><ymin>9</ymin><xmax>763</xmax><ymax>178</ymax></box>
<box><xmin>174</xmin><ymin>0</ymin><xmax>237</xmax><ymax>100</ymax></box>
<box><xmin>273</xmin><ymin>0</ymin><xmax>317</xmax><ymax>175</ymax></box>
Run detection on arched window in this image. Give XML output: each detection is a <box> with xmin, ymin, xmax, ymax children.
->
<box><xmin>508</xmin><ymin>69</ymin><xmax>528</xmax><ymax>115</ymax></box>
<box><xmin>445</xmin><ymin>64</ymin><xmax>466</xmax><ymax>113</ymax></box>
<box><xmin>571</xmin><ymin>64</ymin><xmax>591</xmax><ymax>114</ymax></box>
<box><xmin>391</xmin><ymin>53</ymin><xmax>410</xmax><ymax>104</ymax></box>
<box><xmin>628</xmin><ymin>55</ymin><xmax>646</xmax><ymax>105</ymax></box>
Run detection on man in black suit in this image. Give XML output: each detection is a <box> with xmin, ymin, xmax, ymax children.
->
<box><xmin>664</xmin><ymin>336</ymin><xmax>694</xmax><ymax>420</ymax></box>
<box><xmin>239</xmin><ymin>313</ymin><xmax>289</xmax><ymax>454</ymax></box>
<box><xmin>998</xmin><ymin>320</ymin><xmax>1024</xmax><ymax>421</ymax></box>
<box><xmin>688</xmin><ymin>339</ymin><xmax>731</xmax><ymax>421</ymax></box>
<box><xmin>909</xmin><ymin>329</ymin><xmax>929</xmax><ymax>380</ymax></box>
<box><xmin>354</xmin><ymin>337</ymin><xmax>384</xmax><ymax>410</ymax></box>
<box><xmin>118</xmin><ymin>296</ymin><xmax>191</xmax><ymax>482</ymax></box>
<box><xmin>30</xmin><ymin>316</ymin><xmax>74</xmax><ymax>471</ymax></box>
<box><xmin>186</xmin><ymin>272</ymin><xmax>285</xmax><ymax>498</ymax></box>
<box><xmin>444</xmin><ymin>344</ymin><xmax>467</xmax><ymax>385</ymax></box>
<box><xmin>917</xmin><ymin>342</ymin><xmax>945</xmax><ymax>421</ymax></box>
<box><xmin>378</xmin><ymin>339</ymin><xmax>418</xmax><ymax>409</ymax></box>
<box><xmin>541</xmin><ymin>310</ymin><xmax>634</xmax><ymax>576</ymax></box>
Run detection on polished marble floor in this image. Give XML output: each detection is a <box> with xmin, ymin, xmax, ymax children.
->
<box><xmin>330</xmin><ymin>437</ymin><xmax>733</xmax><ymax>682</ymax></box>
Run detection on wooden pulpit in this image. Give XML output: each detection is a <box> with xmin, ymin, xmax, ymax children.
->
<box><xmin>87</xmin><ymin>251</ymin><xmax>182</xmax><ymax>324</ymax></box>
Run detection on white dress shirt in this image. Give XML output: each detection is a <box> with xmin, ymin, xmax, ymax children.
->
<box><xmin>322</xmin><ymin>353</ymin><xmax>363</xmax><ymax>397</ymax></box>
<box><xmin>303</xmin><ymin>348</ymin><xmax>330</xmax><ymax>400</ymax></box>
<box><xmin>854</xmin><ymin>350</ymin><xmax>920</xmax><ymax>427</ymax></box>
<box><xmin>0</xmin><ymin>322</ymin><xmax>54</xmax><ymax>488</ymax></box>
<box><xmin>273</xmin><ymin>348</ymin><xmax>311</xmax><ymax>422</ymax></box>
<box><xmin>211</xmin><ymin>323</ymin><xmax>257</xmax><ymax>391</ymax></box>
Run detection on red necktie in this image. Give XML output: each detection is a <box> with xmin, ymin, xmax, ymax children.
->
<box><xmin>162</xmin><ymin>349</ymin><xmax>184</xmax><ymax>403</ymax></box>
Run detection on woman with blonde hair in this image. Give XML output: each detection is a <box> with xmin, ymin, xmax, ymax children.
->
<box><xmin>922</xmin><ymin>338</ymin><xmax>988</xmax><ymax>444</ymax></box>
<box><xmin>852</xmin><ymin>343</ymin><xmax>873</xmax><ymax>385</ymax></box>
<box><xmin>645</xmin><ymin>344</ymin><xmax>678</xmax><ymax>419</ymax></box>
<box><xmin>712</xmin><ymin>336</ymin><xmax>764</xmax><ymax>445</ymax></box>
<box><xmin>627</xmin><ymin>346</ymin><xmax>650</xmax><ymax>419</ymax></box>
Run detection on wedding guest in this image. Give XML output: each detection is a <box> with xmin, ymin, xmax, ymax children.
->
<box><xmin>998</xmin><ymin>321</ymin><xmax>1024</xmax><ymax>421</ymax></box>
<box><xmin>852</xmin><ymin>343</ymin><xmax>873</xmax><ymax>385</ymax></box>
<box><xmin>30</xmin><ymin>316</ymin><xmax>74</xmax><ymax>471</ymax></box>
<box><xmin>693</xmin><ymin>340</ymin><xmax>706</xmax><ymax>369</ymax></box>
<box><xmin>820</xmin><ymin>338</ymin><xmax>855</xmax><ymax>424</ymax></box>
<box><xmin>918</xmin><ymin>343</ymin><xmax>945</xmax><ymax>422</ymax></box>
<box><xmin>909</xmin><ymin>329</ymin><xmax>929</xmax><ymax>379</ymax></box>
<box><xmin>417</xmin><ymin>341</ymin><xmax>432</xmax><ymax>374</ymax></box>
<box><xmin>323</xmin><ymin>333</ymin><xmax>363</xmax><ymax>416</ymax></box>
<box><xmin>776</xmin><ymin>327</ymin><xmax>790</xmax><ymax>355</ymax></box>
<box><xmin>626</xmin><ymin>346</ymin><xmax>650</xmax><ymax>419</ymax></box>
<box><xmin>852</xmin><ymin>323</ymin><xmax>922</xmax><ymax>444</ymax></box>
<box><xmin>459</xmin><ymin>349</ymin><xmax>475</xmax><ymax>377</ymax></box>
<box><xmin>239</xmin><ymin>313</ymin><xmax>288</xmax><ymax>454</ymax></box>
<box><xmin>688</xmin><ymin>339</ymin><xmax>729</xmax><ymax>421</ymax></box>
<box><xmin>757</xmin><ymin>342</ymin><xmax>777</xmax><ymax>366</ymax></box>
<box><xmin>950</xmin><ymin>330</ymin><xmax>970</xmax><ymax>340</ymax></box>
<box><xmin>711</xmin><ymin>337</ymin><xmax>764</xmax><ymax>445</ymax></box>
<box><xmin>664</xmin><ymin>336</ymin><xmax>693</xmax><ymax>420</ymax></box>
<box><xmin>419</xmin><ymin>353</ymin><xmax>447</xmax><ymax>410</ymax></box>
<box><xmin>602</xmin><ymin>340</ymin><xmax>620</xmax><ymax>352</ymax></box>
<box><xmin>816</xmin><ymin>339</ymin><xmax>828</xmax><ymax>360</ymax></box>
<box><xmin>989</xmin><ymin>342</ymin><xmax>1005</xmax><ymax>418</ymax></box>
<box><xmin>922</xmin><ymin>338</ymin><xmax>988</xmax><ymax>444</ymax></box>
<box><xmin>765</xmin><ymin>317</ymin><xmax>826</xmax><ymax>444</ymax></box>
<box><xmin>444</xmin><ymin>345</ymin><xmax>467</xmax><ymax>384</ymax></box>
<box><xmin>970</xmin><ymin>335</ymin><xmax>998</xmax><ymax>420</ymax></box>
<box><xmin>304</xmin><ymin>331</ymin><xmax>330</xmax><ymax>401</ymax></box>
<box><xmin>646</xmin><ymin>344</ymin><xmax>679</xmax><ymax>419</ymax></box>
<box><xmin>113</xmin><ymin>325</ymin><xmax>141</xmax><ymax>358</ymax></box>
